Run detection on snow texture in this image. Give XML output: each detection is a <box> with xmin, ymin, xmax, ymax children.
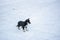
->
<box><xmin>0</xmin><ymin>0</ymin><xmax>60</xmax><ymax>40</ymax></box>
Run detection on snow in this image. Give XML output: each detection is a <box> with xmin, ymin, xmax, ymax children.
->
<box><xmin>0</xmin><ymin>0</ymin><xmax>60</xmax><ymax>40</ymax></box>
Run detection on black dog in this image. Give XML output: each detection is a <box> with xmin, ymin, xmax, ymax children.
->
<box><xmin>16</xmin><ymin>18</ymin><xmax>31</xmax><ymax>32</ymax></box>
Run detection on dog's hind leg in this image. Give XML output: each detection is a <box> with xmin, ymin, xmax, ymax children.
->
<box><xmin>18</xmin><ymin>27</ymin><xmax>20</xmax><ymax>30</ymax></box>
<box><xmin>22</xmin><ymin>26</ymin><xmax>25</xmax><ymax>32</ymax></box>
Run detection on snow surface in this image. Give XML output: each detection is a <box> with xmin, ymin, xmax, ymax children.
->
<box><xmin>0</xmin><ymin>0</ymin><xmax>60</xmax><ymax>40</ymax></box>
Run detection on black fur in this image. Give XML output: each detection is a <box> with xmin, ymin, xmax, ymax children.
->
<box><xmin>16</xmin><ymin>18</ymin><xmax>31</xmax><ymax>32</ymax></box>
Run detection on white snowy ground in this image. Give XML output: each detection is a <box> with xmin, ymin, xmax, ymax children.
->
<box><xmin>0</xmin><ymin>0</ymin><xmax>60</xmax><ymax>40</ymax></box>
